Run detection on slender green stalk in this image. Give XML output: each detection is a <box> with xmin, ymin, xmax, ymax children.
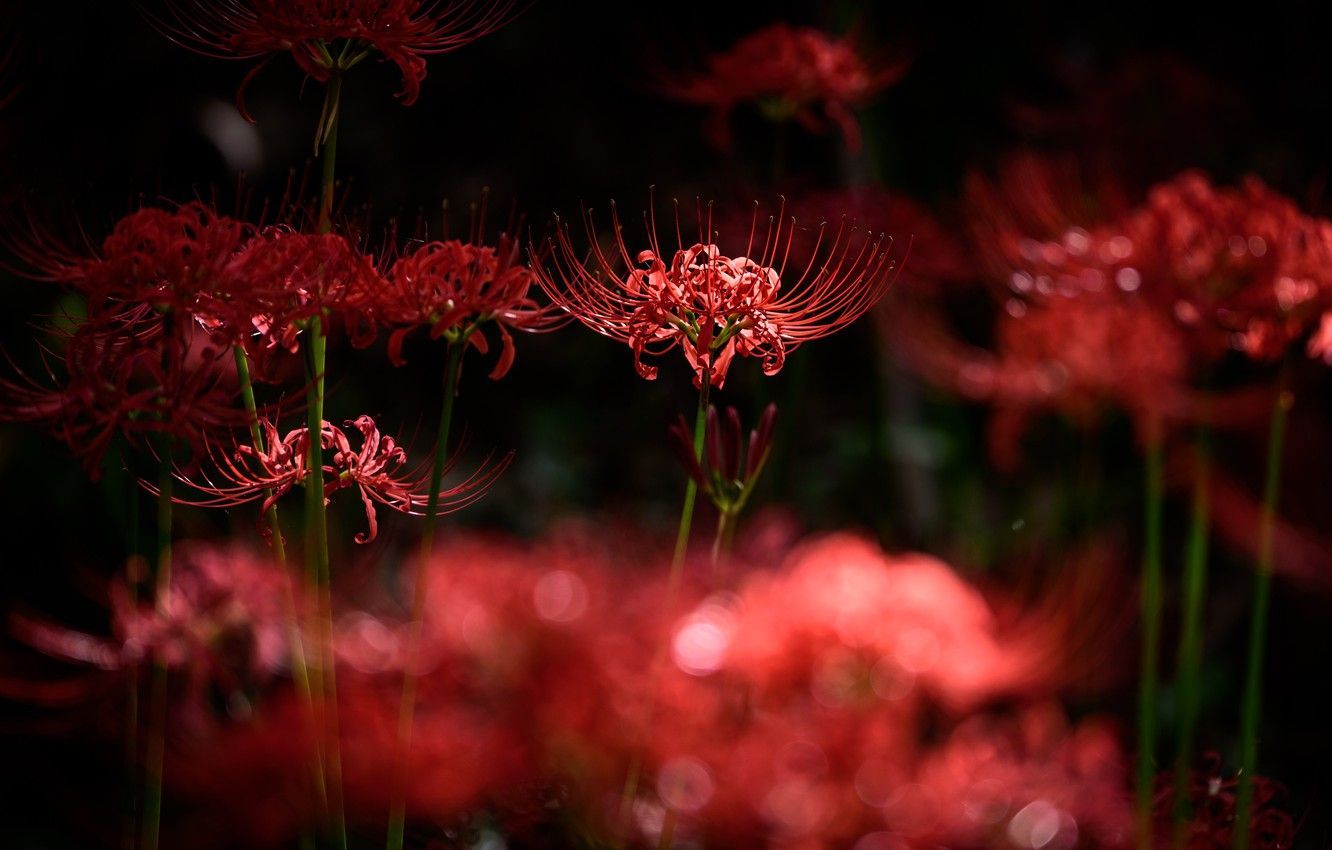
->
<box><xmin>303</xmin><ymin>68</ymin><xmax>347</xmax><ymax>849</ymax></box>
<box><xmin>710</xmin><ymin>511</ymin><xmax>731</xmax><ymax>568</ymax></box>
<box><xmin>123</xmin><ymin>456</ymin><xmax>141</xmax><ymax>850</ymax></box>
<box><xmin>1172</xmin><ymin>430</ymin><xmax>1211</xmax><ymax>842</ymax></box>
<box><xmin>1136</xmin><ymin>434</ymin><xmax>1165</xmax><ymax>849</ymax></box>
<box><xmin>387</xmin><ymin>341</ymin><xmax>464</xmax><ymax>850</ymax></box>
<box><xmin>234</xmin><ymin>345</ymin><xmax>324</xmax><ymax>825</ymax></box>
<box><xmin>234</xmin><ymin>346</ymin><xmax>288</xmax><ymax>564</ymax></box>
<box><xmin>1234</xmin><ymin>382</ymin><xmax>1292</xmax><ymax>850</ymax></box>
<box><xmin>656</xmin><ymin>809</ymin><xmax>678</xmax><ymax>850</ymax></box>
<box><xmin>669</xmin><ymin>379</ymin><xmax>710</xmax><ymax>584</ymax></box>
<box><xmin>616</xmin><ymin>381</ymin><xmax>711</xmax><ymax>843</ymax></box>
<box><xmin>141</xmin><ymin>447</ymin><xmax>174</xmax><ymax>850</ymax></box>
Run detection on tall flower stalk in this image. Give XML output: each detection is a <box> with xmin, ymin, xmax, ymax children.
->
<box><xmin>1234</xmin><ymin>377</ymin><xmax>1293</xmax><ymax>849</ymax></box>
<box><xmin>1172</xmin><ymin>430</ymin><xmax>1211</xmax><ymax>843</ymax></box>
<box><xmin>386</xmin><ymin>341</ymin><xmax>463</xmax><ymax>850</ymax></box>
<box><xmin>1136</xmin><ymin>431</ymin><xmax>1165</xmax><ymax>849</ymax></box>
<box><xmin>141</xmin><ymin>443</ymin><xmax>174</xmax><ymax>850</ymax></box>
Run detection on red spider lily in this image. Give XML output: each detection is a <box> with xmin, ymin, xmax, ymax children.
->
<box><xmin>172</xmin><ymin>414</ymin><xmax>511</xmax><ymax>543</ymax></box>
<box><xmin>662</xmin><ymin>23</ymin><xmax>908</xmax><ymax>151</ymax></box>
<box><xmin>989</xmin><ymin>170</ymin><xmax>1332</xmax><ymax>364</ymax></box>
<box><xmin>227</xmin><ymin>227</ymin><xmax>385</xmax><ymax>356</ymax></box>
<box><xmin>372</xmin><ymin>231</ymin><xmax>566</xmax><ymax>377</ymax></box>
<box><xmin>152</xmin><ymin>0</ymin><xmax>522</xmax><ymax>118</ymax></box>
<box><xmin>669</xmin><ymin>403</ymin><xmax>777</xmax><ymax>515</ymax></box>
<box><xmin>1152</xmin><ymin>754</ymin><xmax>1296</xmax><ymax>850</ymax></box>
<box><xmin>11</xmin><ymin>202</ymin><xmax>258</xmax><ymax>323</ymax></box>
<box><xmin>9</xmin><ymin>542</ymin><xmax>299</xmax><ymax>723</ymax></box>
<box><xmin>0</xmin><ymin>306</ymin><xmax>244</xmax><ymax>474</ymax></box>
<box><xmin>535</xmin><ymin>198</ymin><xmax>900</xmax><ymax>389</ymax></box>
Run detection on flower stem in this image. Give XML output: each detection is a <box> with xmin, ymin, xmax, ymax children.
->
<box><xmin>657</xmin><ymin>809</ymin><xmax>678</xmax><ymax>850</ymax></box>
<box><xmin>387</xmin><ymin>341</ymin><xmax>464</xmax><ymax>850</ymax></box>
<box><xmin>710</xmin><ymin>510</ymin><xmax>731</xmax><ymax>568</ymax></box>
<box><xmin>1234</xmin><ymin>380</ymin><xmax>1292</xmax><ymax>850</ymax></box>
<box><xmin>1172</xmin><ymin>429</ymin><xmax>1211</xmax><ymax>842</ymax></box>
<box><xmin>1136</xmin><ymin>433</ymin><xmax>1165</xmax><ymax>849</ymax></box>
<box><xmin>669</xmin><ymin>379</ymin><xmax>710</xmax><ymax>584</ymax></box>
<box><xmin>304</xmin><ymin>69</ymin><xmax>347</xmax><ymax>848</ymax></box>
<box><xmin>141</xmin><ymin>445</ymin><xmax>173</xmax><ymax>850</ymax></box>
<box><xmin>123</xmin><ymin>452</ymin><xmax>141</xmax><ymax>850</ymax></box>
<box><xmin>234</xmin><ymin>345</ymin><xmax>324</xmax><ymax>824</ymax></box>
<box><xmin>616</xmin><ymin>379</ymin><xmax>711</xmax><ymax>842</ymax></box>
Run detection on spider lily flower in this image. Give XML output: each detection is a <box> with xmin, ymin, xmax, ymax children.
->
<box><xmin>228</xmin><ymin>226</ymin><xmax>385</xmax><ymax>355</ymax></box>
<box><xmin>1152</xmin><ymin>754</ymin><xmax>1296</xmax><ymax>849</ymax></box>
<box><xmin>172</xmin><ymin>415</ymin><xmax>511</xmax><ymax>543</ymax></box>
<box><xmin>534</xmin><ymin>197</ymin><xmax>900</xmax><ymax>389</ymax></box>
<box><xmin>372</xmin><ymin>230</ymin><xmax>567</xmax><ymax>377</ymax></box>
<box><xmin>669</xmin><ymin>403</ymin><xmax>777</xmax><ymax>517</ymax></box>
<box><xmin>0</xmin><ymin>306</ymin><xmax>244</xmax><ymax>475</ymax></box>
<box><xmin>151</xmin><ymin>0</ymin><xmax>523</xmax><ymax>118</ymax></box>
<box><xmin>661</xmin><ymin>23</ymin><xmax>908</xmax><ymax>151</ymax></box>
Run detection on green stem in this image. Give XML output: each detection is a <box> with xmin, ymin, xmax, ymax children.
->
<box><xmin>669</xmin><ymin>379</ymin><xmax>710</xmax><ymax>584</ymax></box>
<box><xmin>304</xmin><ymin>69</ymin><xmax>347</xmax><ymax>846</ymax></box>
<box><xmin>234</xmin><ymin>345</ymin><xmax>324</xmax><ymax>825</ymax></box>
<box><xmin>1136</xmin><ymin>434</ymin><xmax>1165</xmax><ymax>849</ymax></box>
<box><xmin>234</xmin><ymin>346</ymin><xmax>287</xmax><ymax>564</ymax></box>
<box><xmin>656</xmin><ymin>808</ymin><xmax>678</xmax><ymax>850</ymax></box>
<box><xmin>387</xmin><ymin>341</ymin><xmax>464</xmax><ymax>850</ymax></box>
<box><xmin>1172</xmin><ymin>430</ymin><xmax>1211</xmax><ymax>842</ymax></box>
<box><xmin>710</xmin><ymin>510</ymin><xmax>731</xmax><ymax>569</ymax></box>
<box><xmin>141</xmin><ymin>447</ymin><xmax>173</xmax><ymax>850</ymax></box>
<box><xmin>616</xmin><ymin>380</ymin><xmax>711</xmax><ymax>842</ymax></box>
<box><xmin>1234</xmin><ymin>381</ymin><xmax>1292</xmax><ymax>850</ymax></box>
<box><xmin>123</xmin><ymin>452</ymin><xmax>141</xmax><ymax>850</ymax></box>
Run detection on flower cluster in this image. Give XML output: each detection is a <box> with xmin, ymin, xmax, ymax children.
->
<box><xmin>536</xmin><ymin>199</ymin><xmax>899</xmax><ymax>388</ymax></box>
<box><xmin>663</xmin><ymin>23</ymin><xmax>908</xmax><ymax>151</ymax></box>
<box><xmin>6</xmin><ymin>530</ymin><xmax>1154</xmax><ymax>848</ymax></box>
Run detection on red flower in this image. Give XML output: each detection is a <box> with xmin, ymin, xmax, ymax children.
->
<box><xmin>174</xmin><ymin>415</ymin><xmax>511</xmax><ymax>543</ymax></box>
<box><xmin>228</xmin><ymin>227</ymin><xmax>384</xmax><ymax>356</ymax></box>
<box><xmin>154</xmin><ymin>0</ymin><xmax>522</xmax><ymax>117</ymax></box>
<box><xmin>1153</xmin><ymin>754</ymin><xmax>1296</xmax><ymax>850</ymax></box>
<box><xmin>535</xmin><ymin>198</ymin><xmax>900</xmax><ymax>388</ymax></box>
<box><xmin>372</xmin><ymin>231</ymin><xmax>566</xmax><ymax>377</ymax></box>
<box><xmin>663</xmin><ymin>23</ymin><xmax>907</xmax><ymax>151</ymax></box>
<box><xmin>0</xmin><ymin>306</ymin><xmax>243</xmax><ymax>474</ymax></box>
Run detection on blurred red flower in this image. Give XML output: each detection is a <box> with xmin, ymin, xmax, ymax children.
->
<box><xmin>663</xmin><ymin>23</ymin><xmax>908</xmax><ymax>151</ymax></box>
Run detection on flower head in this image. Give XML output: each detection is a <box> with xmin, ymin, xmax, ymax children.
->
<box><xmin>154</xmin><ymin>0</ymin><xmax>522</xmax><ymax>117</ymax></box>
<box><xmin>535</xmin><ymin>197</ymin><xmax>899</xmax><ymax>388</ymax></box>
<box><xmin>228</xmin><ymin>227</ymin><xmax>384</xmax><ymax>355</ymax></box>
<box><xmin>663</xmin><ymin>23</ymin><xmax>907</xmax><ymax>151</ymax></box>
<box><xmin>1</xmin><ymin>306</ymin><xmax>243</xmax><ymax>474</ymax></box>
<box><xmin>173</xmin><ymin>414</ymin><xmax>511</xmax><ymax>543</ymax></box>
<box><xmin>373</xmin><ymin>230</ymin><xmax>565</xmax><ymax>377</ymax></box>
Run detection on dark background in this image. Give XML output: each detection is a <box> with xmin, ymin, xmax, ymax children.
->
<box><xmin>1</xmin><ymin>1</ymin><xmax>1330</xmax><ymax>846</ymax></box>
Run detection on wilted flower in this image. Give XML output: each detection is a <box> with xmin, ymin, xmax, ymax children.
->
<box><xmin>372</xmin><ymin>230</ymin><xmax>565</xmax><ymax>377</ymax></box>
<box><xmin>152</xmin><ymin>0</ymin><xmax>522</xmax><ymax>117</ymax></box>
<box><xmin>535</xmin><ymin>197</ymin><xmax>899</xmax><ymax>388</ymax></box>
<box><xmin>663</xmin><ymin>23</ymin><xmax>908</xmax><ymax>151</ymax></box>
<box><xmin>173</xmin><ymin>415</ymin><xmax>510</xmax><ymax>543</ymax></box>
